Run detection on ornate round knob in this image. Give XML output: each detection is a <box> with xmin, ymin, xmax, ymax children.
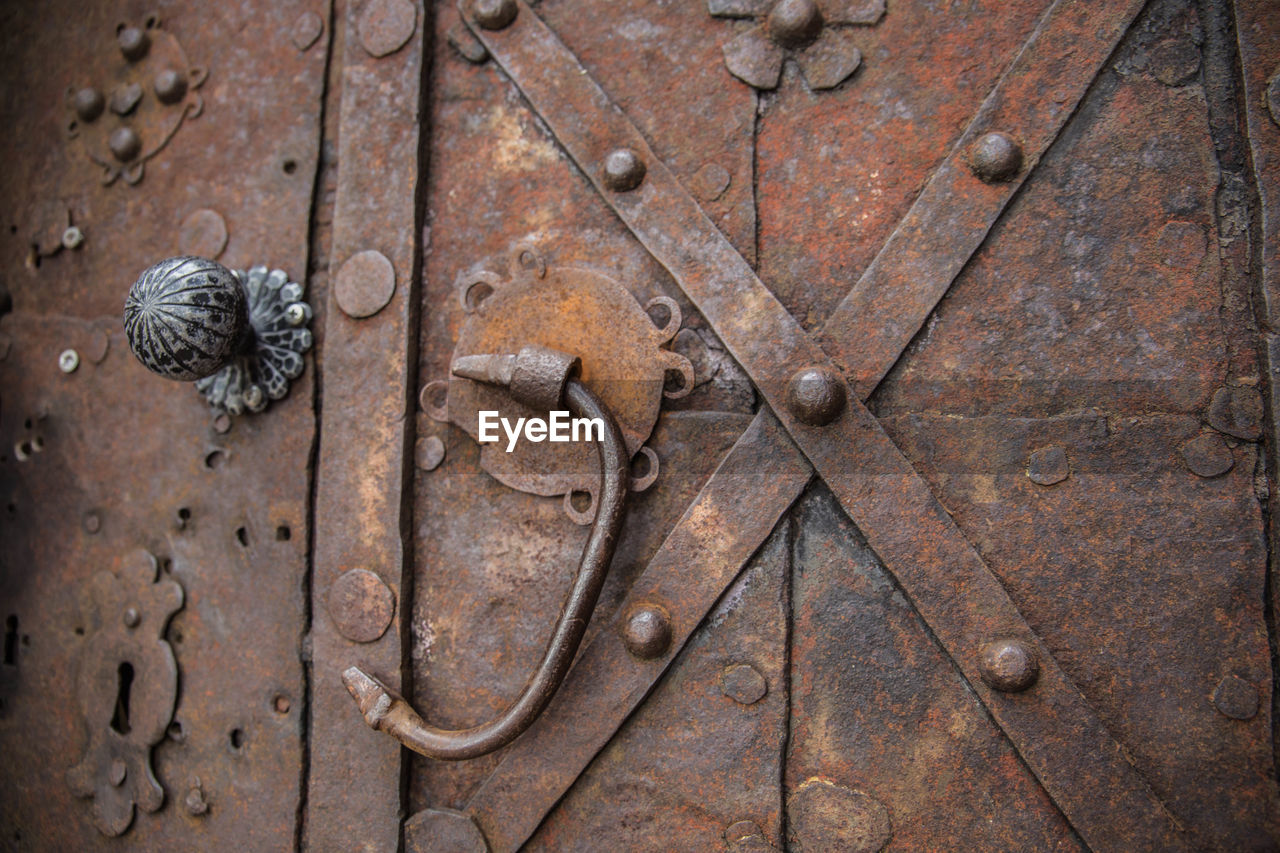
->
<box><xmin>123</xmin><ymin>255</ymin><xmax>314</xmax><ymax>415</ymax></box>
<box><xmin>124</xmin><ymin>256</ymin><xmax>249</xmax><ymax>381</ymax></box>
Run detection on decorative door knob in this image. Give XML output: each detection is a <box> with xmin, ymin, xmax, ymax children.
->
<box><xmin>123</xmin><ymin>255</ymin><xmax>313</xmax><ymax>414</ymax></box>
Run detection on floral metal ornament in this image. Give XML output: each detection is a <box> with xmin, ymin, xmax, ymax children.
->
<box><xmin>66</xmin><ymin>550</ymin><xmax>183</xmax><ymax>837</ymax></box>
<box><xmin>64</xmin><ymin>14</ymin><xmax>207</xmax><ymax>186</ymax></box>
<box><xmin>709</xmin><ymin>0</ymin><xmax>885</xmax><ymax>91</ymax></box>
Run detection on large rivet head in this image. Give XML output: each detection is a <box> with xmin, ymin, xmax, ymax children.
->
<box><xmin>327</xmin><ymin>568</ymin><xmax>396</xmax><ymax>644</ymax></box>
<box><xmin>108</xmin><ymin>127</ymin><xmax>142</xmax><ymax>162</ymax></box>
<box><xmin>767</xmin><ymin>0</ymin><xmax>823</xmax><ymax>49</ymax></box>
<box><xmin>621</xmin><ymin>604</ymin><xmax>671</xmax><ymax>660</ymax></box>
<box><xmin>1213</xmin><ymin>674</ymin><xmax>1258</xmax><ymax>720</ymax></box>
<box><xmin>970</xmin><ymin>132</ymin><xmax>1023</xmax><ymax>182</ymax></box>
<box><xmin>154</xmin><ymin>69</ymin><xmax>188</xmax><ymax>104</ymax></box>
<box><xmin>473</xmin><ymin>0</ymin><xmax>517</xmax><ymax>30</ymax></box>
<box><xmin>979</xmin><ymin>638</ymin><xmax>1039</xmax><ymax>692</ymax></box>
<box><xmin>122</xmin><ymin>607</ymin><xmax>141</xmax><ymax>628</ymax></box>
<box><xmin>73</xmin><ymin>87</ymin><xmax>105</xmax><ymax>122</ymax></box>
<box><xmin>786</xmin><ymin>366</ymin><xmax>846</xmax><ymax>426</ymax></box>
<box><xmin>118</xmin><ymin>26</ymin><xmax>151</xmax><ymax>61</ymax></box>
<box><xmin>602</xmin><ymin>148</ymin><xmax>646</xmax><ymax>192</ymax></box>
<box><xmin>335</xmin><ymin>249</ymin><xmax>396</xmax><ymax>319</ymax></box>
<box><xmin>124</xmin><ymin>256</ymin><xmax>249</xmax><ymax>381</ymax></box>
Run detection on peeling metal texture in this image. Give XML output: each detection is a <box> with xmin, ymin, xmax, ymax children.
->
<box><xmin>0</xmin><ymin>316</ymin><xmax>313</xmax><ymax>849</ymax></box>
<box><xmin>0</xmin><ymin>0</ymin><xmax>324</xmax><ymax>847</ymax></box>
<box><xmin>463</xmin><ymin>2</ymin><xmax>1199</xmax><ymax>848</ymax></box>
<box><xmin>305</xmin><ymin>0</ymin><xmax>424</xmax><ymax>850</ymax></box>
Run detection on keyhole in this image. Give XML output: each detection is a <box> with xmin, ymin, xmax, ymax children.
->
<box><xmin>110</xmin><ymin>662</ymin><xmax>135</xmax><ymax>735</ymax></box>
<box><xmin>2</xmin><ymin>614</ymin><xmax>17</xmax><ymax>666</ymax></box>
<box><xmin>3</xmin><ymin>615</ymin><xmax>17</xmax><ymax>665</ymax></box>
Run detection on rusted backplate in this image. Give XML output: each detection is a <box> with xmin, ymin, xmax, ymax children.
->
<box><xmin>0</xmin><ymin>0</ymin><xmax>326</xmax><ymax>848</ymax></box>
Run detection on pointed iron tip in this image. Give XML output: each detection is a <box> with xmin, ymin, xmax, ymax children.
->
<box><xmin>451</xmin><ymin>353</ymin><xmax>516</xmax><ymax>386</ymax></box>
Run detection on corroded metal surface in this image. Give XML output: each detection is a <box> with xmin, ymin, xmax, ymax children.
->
<box><xmin>0</xmin><ymin>315</ymin><xmax>313</xmax><ymax>849</ymax></box>
<box><xmin>462</xmin><ymin>4</ymin><xmax>1198</xmax><ymax>847</ymax></box>
<box><xmin>0</xmin><ymin>0</ymin><xmax>325</xmax><ymax>847</ymax></box>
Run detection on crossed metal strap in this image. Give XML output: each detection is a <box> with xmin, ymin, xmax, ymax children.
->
<box><xmin>444</xmin><ymin>1</ymin><xmax>1203</xmax><ymax>850</ymax></box>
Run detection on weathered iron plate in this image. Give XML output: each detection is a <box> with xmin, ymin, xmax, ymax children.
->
<box><xmin>0</xmin><ymin>316</ymin><xmax>312</xmax><ymax>849</ymax></box>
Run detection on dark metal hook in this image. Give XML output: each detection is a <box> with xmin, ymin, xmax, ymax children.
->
<box><xmin>342</xmin><ymin>346</ymin><xmax>630</xmax><ymax>760</ymax></box>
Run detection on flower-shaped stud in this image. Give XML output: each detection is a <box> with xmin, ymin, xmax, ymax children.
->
<box><xmin>709</xmin><ymin>0</ymin><xmax>885</xmax><ymax>91</ymax></box>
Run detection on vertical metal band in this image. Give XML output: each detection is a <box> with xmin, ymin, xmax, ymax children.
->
<box><xmin>306</xmin><ymin>1</ymin><xmax>426</xmax><ymax>850</ymax></box>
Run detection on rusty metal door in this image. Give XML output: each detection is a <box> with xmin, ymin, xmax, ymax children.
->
<box><xmin>4</xmin><ymin>0</ymin><xmax>1280</xmax><ymax>850</ymax></box>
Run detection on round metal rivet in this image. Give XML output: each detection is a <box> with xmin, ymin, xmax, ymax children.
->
<box><xmin>978</xmin><ymin>638</ymin><xmax>1039</xmax><ymax>692</ymax></box>
<box><xmin>1026</xmin><ymin>445</ymin><xmax>1069</xmax><ymax>486</ymax></box>
<box><xmin>416</xmin><ymin>435</ymin><xmax>446</xmax><ymax>471</ymax></box>
<box><xmin>358</xmin><ymin>0</ymin><xmax>418</xmax><ymax>58</ymax></box>
<box><xmin>786</xmin><ymin>366</ymin><xmax>846</xmax><ymax>426</ymax></box>
<box><xmin>108</xmin><ymin>126</ymin><xmax>142</xmax><ymax>162</ymax></box>
<box><xmin>602</xmin><ymin>148</ymin><xmax>646</xmax><ymax>192</ymax></box>
<box><xmin>273</xmin><ymin>694</ymin><xmax>292</xmax><ymax>714</ymax></box>
<box><xmin>721</xmin><ymin>663</ymin><xmax>768</xmax><ymax>705</ymax></box>
<box><xmin>212</xmin><ymin>412</ymin><xmax>232</xmax><ymax>434</ymax></box>
<box><xmin>108</xmin><ymin>759</ymin><xmax>128</xmax><ymax>787</ymax></box>
<box><xmin>327</xmin><ymin>568</ymin><xmax>396</xmax><ymax>643</ymax></box>
<box><xmin>473</xmin><ymin>0</ymin><xmax>518</xmax><ymax>30</ymax></box>
<box><xmin>179</xmin><ymin>209</ymin><xmax>229</xmax><ymax>260</ymax></box>
<box><xmin>154</xmin><ymin>69</ymin><xmax>188</xmax><ymax>104</ymax></box>
<box><xmin>82</xmin><ymin>511</ymin><xmax>101</xmax><ymax>534</ymax></box>
<box><xmin>292</xmin><ymin>11</ymin><xmax>325</xmax><ymax>51</ymax></box>
<box><xmin>787</xmin><ymin>779</ymin><xmax>891</xmax><ymax>853</ymax></box>
<box><xmin>621</xmin><ymin>604</ymin><xmax>671</xmax><ymax>660</ymax></box>
<box><xmin>767</xmin><ymin>0</ymin><xmax>823</xmax><ymax>49</ymax></box>
<box><xmin>1213</xmin><ymin>674</ymin><xmax>1258</xmax><ymax>720</ymax></box>
<box><xmin>61</xmin><ymin>226</ymin><xmax>84</xmax><ymax>250</ymax></box>
<box><xmin>1180</xmin><ymin>432</ymin><xmax>1235</xmax><ymax>478</ymax></box>
<box><xmin>123</xmin><ymin>607</ymin><xmax>141</xmax><ymax>628</ymax></box>
<box><xmin>970</xmin><ymin>132</ymin><xmax>1023</xmax><ymax>182</ymax></box>
<box><xmin>335</xmin><ymin>249</ymin><xmax>396</xmax><ymax>319</ymax></box>
<box><xmin>72</xmin><ymin>87</ymin><xmax>105</xmax><ymax>122</ymax></box>
<box><xmin>118</xmin><ymin>26</ymin><xmax>151</xmax><ymax>61</ymax></box>
<box><xmin>59</xmin><ymin>349</ymin><xmax>80</xmax><ymax>373</ymax></box>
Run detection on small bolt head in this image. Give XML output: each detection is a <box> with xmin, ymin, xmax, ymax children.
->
<box><xmin>72</xmin><ymin>87</ymin><xmax>105</xmax><ymax>122</ymax></box>
<box><xmin>285</xmin><ymin>303</ymin><xmax>307</xmax><ymax>326</ymax></box>
<box><xmin>118</xmin><ymin>26</ymin><xmax>151</xmax><ymax>61</ymax></box>
<box><xmin>979</xmin><ymin>638</ymin><xmax>1039</xmax><ymax>692</ymax></box>
<box><xmin>122</xmin><ymin>607</ymin><xmax>141</xmax><ymax>628</ymax></box>
<box><xmin>108</xmin><ymin>126</ymin><xmax>142</xmax><ymax>162</ymax></box>
<box><xmin>61</xmin><ymin>226</ymin><xmax>85</xmax><ymax>250</ymax></box>
<box><xmin>621</xmin><ymin>604</ymin><xmax>672</xmax><ymax>660</ymax></box>
<box><xmin>154</xmin><ymin>69</ymin><xmax>188</xmax><ymax>104</ymax></box>
<box><xmin>59</xmin><ymin>349</ymin><xmax>80</xmax><ymax>373</ymax></box>
<box><xmin>473</xmin><ymin>0</ymin><xmax>517</xmax><ymax>30</ymax></box>
<box><xmin>108</xmin><ymin>759</ymin><xmax>128</xmax><ymax>787</ymax></box>
<box><xmin>970</xmin><ymin>132</ymin><xmax>1023</xmax><ymax>182</ymax></box>
<box><xmin>602</xmin><ymin>148</ymin><xmax>646</xmax><ymax>192</ymax></box>
<box><xmin>786</xmin><ymin>366</ymin><xmax>846</xmax><ymax>426</ymax></box>
<box><xmin>244</xmin><ymin>384</ymin><xmax>266</xmax><ymax>412</ymax></box>
<box><xmin>767</xmin><ymin>0</ymin><xmax>823</xmax><ymax>49</ymax></box>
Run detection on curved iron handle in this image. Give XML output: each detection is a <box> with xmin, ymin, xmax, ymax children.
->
<box><xmin>342</xmin><ymin>346</ymin><xmax>630</xmax><ymax>760</ymax></box>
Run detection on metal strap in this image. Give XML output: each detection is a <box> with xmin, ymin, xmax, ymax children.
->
<box><xmin>463</xmin><ymin>3</ymin><xmax>1194</xmax><ymax>849</ymax></box>
<box><xmin>306</xmin><ymin>2</ymin><xmax>425</xmax><ymax>849</ymax></box>
<box><xmin>818</xmin><ymin>0</ymin><xmax>1148</xmax><ymax>398</ymax></box>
